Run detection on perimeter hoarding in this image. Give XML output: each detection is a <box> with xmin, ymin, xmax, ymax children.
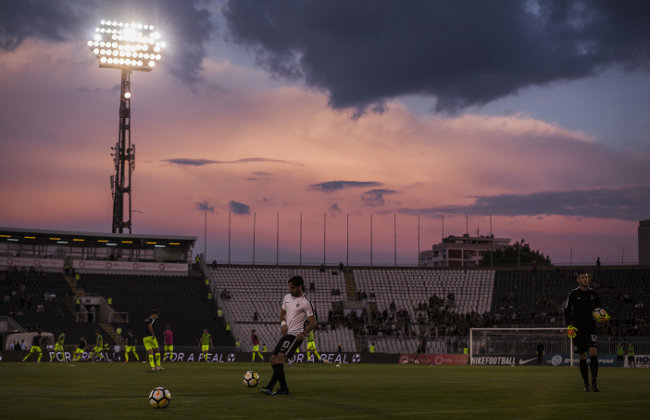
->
<box><xmin>399</xmin><ymin>353</ymin><xmax>468</xmax><ymax>365</ymax></box>
<box><xmin>470</xmin><ymin>354</ymin><xmax>620</xmax><ymax>367</ymax></box>
<box><xmin>5</xmin><ymin>351</ymin><xmax>641</xmax><ymax>366</ymax></box>
<box><xmin>1</xmin><ymin>351</ymin><xmax>399</xmax><ymax>364</ymax></box>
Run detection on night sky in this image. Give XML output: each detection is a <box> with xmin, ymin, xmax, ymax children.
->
<box><xmin>1</xmin><ymin>0</ymin><xmax>649</xmax><ymax>265</ymax></box>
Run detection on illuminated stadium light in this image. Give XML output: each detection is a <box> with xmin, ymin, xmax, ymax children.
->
<box><xmin>88</xmin><ymin>20</ymin><xmax>164</xmax><ymax>72</ymax></box>
<box><xmin>89</xmin><ymin>19</ymin><xmax>165</xmax><ymax>234</ymax></box>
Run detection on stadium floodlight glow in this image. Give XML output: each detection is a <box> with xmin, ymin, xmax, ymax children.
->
<box><xmin>88</xmin><ymin>20</ymin><xmax>164</xmax><ymax>72</ymax></box>
<box><xmin>88</xmin><ymin>18</ymin><xmax>164</xmax><ymax>234</ymax></box>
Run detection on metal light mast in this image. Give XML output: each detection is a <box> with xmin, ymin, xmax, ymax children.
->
<box><xmin>88</xmin><ymin>20</ymin><xmax>164</xmax><ymax>233</ymax></box>
<box><xmin>110</xmin><ymin>70</ymin><xmax>134</xmax><ymax>233</ymax></box>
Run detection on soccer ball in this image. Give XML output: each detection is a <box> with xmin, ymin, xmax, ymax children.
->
<box><xmin>243</xmin><ymin>370</ymin><xmax>260</xmax><ymax>388</ymax></box>
<box><xmin>592</xmin><ymin>307</ymin><xmax>609</xmax><ymax>323</ymax></box>
<box><xmin>149</xmin><ymin>387</ymin><xmax>171</xmax><ymax>409</ymax></box>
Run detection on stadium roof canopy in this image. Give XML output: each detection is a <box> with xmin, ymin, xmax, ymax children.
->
<box><xmin>0</xmin><ymin>226</ymin><xmax>196</xmax><ymax>260</ymax></box>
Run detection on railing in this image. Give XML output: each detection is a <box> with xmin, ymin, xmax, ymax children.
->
<box><xmin>109</xmin><ymin>312</ymin><xmax>129</xmax><ymax>324</ymax></box>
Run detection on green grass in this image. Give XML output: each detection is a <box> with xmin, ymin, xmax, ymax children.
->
<box><xmin>1</xmin><ymin>362</ymin><xmax>648</xmax><ymax>419</ymax></box>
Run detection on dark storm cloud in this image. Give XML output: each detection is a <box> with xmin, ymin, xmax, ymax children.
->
<box><xmin>223</xmin><ymin>0</ymin><xmax>650</xmax><ymax>114</ymax></box>
<box><xmin>164</xmin><ymin>157</ymin><xmax>289</xmax><ymax>166</ymax></box>
<box><xmin>0</xmin><ymin>0</ymin><xmax>213</xmax><ymax>85</ymax></box>
<box><xmin>397</xmin><ymin>186</ymin><xmax>650</xmax><ymax>221</ymax></box>
<box><xmin>196</xmin><ymin>201</ymin><xmax>214</xmax><ymax>212</ymax></box>
<box><xmin>311</xmin><ymin>180</ymin><xmax>382</xmax><ymax>193</ymax></box>
<box><xmin>361</xmin><ymin>189</ymin><xmax>397</xmax><ymax>207</ymax></box>
<box><xmin>165</xmin><ymin>158</ymin><xmax>218</xmax><ymax>166</ymax></box>
<box><xmin>247</xmin><ymin>171</ymin><xmax>273</xmax><ymax>181</ymax></box>
<box><xmin>0</xmin><ymin>0</ymin><xmax>85</xmax><ymax>50</ymax></box>
<box><xmin>235</xmin><ymin>157</ymin><xmax>290</xmax><ymax>164</ymax></box>
<box><xmin>229</xmin><ymin>200</ymin><xmax>250</xmax><ymax>215</ymax></box>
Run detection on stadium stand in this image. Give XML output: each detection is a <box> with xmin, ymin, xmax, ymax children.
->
<box><xmin>490</xmin><ymin>268</ymin><xmax>650</xmax><ymax>336</ymax></box>
<box><xmin>3</xmin><ymin>263</ymin><xmax>649</xmax><ymax>355</ymax></box>
<box><xmin>355</xmin><ymin>268</ymin><xmax>494</xmax><ymax>319</ymax></box>
<box><xmin>81</xmin><ymin>273</ymin><xmax>232</xmax><ymax>346</ymax></box>
<box><xmin>0</xmin><ymin>269</ymin><xmax>98</xmax><ymax>348</ymax></box>
<box><xmin>354</xmin><ymin>268</ymin><xmax>494</xmax><ymax>352</ymax></box>
<box><xmin>591</xmin><ymin>268</ymin><xmax>650</xmax><ymax>337</ymax></box>
<box><xmin>206</xmin><ymin>265</ymin><xmax>353</xmax><ymax>352</ymax></box>
<box><xmin>0</xmin><ymin>268</ymin><xmax>233</xmax><ymax>350</ymax></box>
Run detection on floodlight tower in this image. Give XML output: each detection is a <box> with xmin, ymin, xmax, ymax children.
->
<box><xmin>88</xmin><ymin>20</ymin><xmax>164</xmax><ymax>233</ymax></box>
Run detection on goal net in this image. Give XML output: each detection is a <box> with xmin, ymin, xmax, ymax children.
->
<box><xmin>469</xmin><ymin>327</ymin><xmax>574</xmax><ymax>366</ymax></box>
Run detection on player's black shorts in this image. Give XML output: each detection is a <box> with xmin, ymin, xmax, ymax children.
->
<box><xmin>272</xmin><ymin>334</ymin><xmax>303</xmax><ymax>356</ymax></box>
<box><xmin>572</xmin><ymin>328</ymin><xmax>597</xmax><ymax>354</ymax></box>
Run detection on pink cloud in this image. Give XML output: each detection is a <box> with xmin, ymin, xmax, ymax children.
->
<box><xmin>0</xmin><ymin>40</ymin><xmax>646</xmax><ymax>265</ymax></box>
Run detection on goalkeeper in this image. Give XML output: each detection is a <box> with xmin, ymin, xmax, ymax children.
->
<box><xmin>564</xmin><ymin>271</ymin><xmax>609</xmax><ymax>392</ymax></box>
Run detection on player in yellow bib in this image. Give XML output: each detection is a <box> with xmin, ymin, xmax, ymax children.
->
<box><xmin>22</xmin><ymin>331</ymin><xmax>44</xmax><ymax>363</ymax></box>
<box><xmin>53</xmin><ymin>330</ymin><xmax>66</xmax><ymax>362</ymax></box>
<box><xmin>251</xmin><ymin>329</ymin><xmax>264</xmax><ymax>362</ymax></box>
<box><xmin>143</xmin><ymin>309</ymin><xmax>163</xmax><ymax>371</ymax></box>
<box><xmin>163</xmin><ymin>325</ymin><xmax>174</xmax><ymax>362</ymax></box>
<box><xmin>199</xmin><ymin>328</ymin><xmax>214</xmax><ymax>362</ymax></box>
<box><xmin>627</xmin><ymin>343</ymin><xmax>636</xmax><ymax>368</ymax></box>
<box><xmin>92</xmin><ymin>330</ymin><xmax>105</xmax><ymax>362</ymax></box>
<box><xmin>72</xmin><ymin>335</ymin><xmax>87</xmax><ymax>361</ymax></box>
<box><xmin>306</xmin><ymin>330</ymin><xmax>323</xmax><ymax>363</ymax></box>
<box><xmin>124</xmin><ymin>329</ymin><xmax>139</xmax><ymax>362</ymax></box>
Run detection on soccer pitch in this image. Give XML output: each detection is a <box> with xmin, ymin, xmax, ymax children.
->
<box><xmin>1</xmin><ymin>362</ymin><xmax>648</xmax><ymax>419</ymax></box>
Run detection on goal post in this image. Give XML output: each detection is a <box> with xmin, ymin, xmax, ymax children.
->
<box><xmin>469</xmin><ymin>327</ymin><xmax>574</xmax><ymax>367</ymax></box>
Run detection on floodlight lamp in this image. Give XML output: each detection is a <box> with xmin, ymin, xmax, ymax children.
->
<box><xmin>89</xmin><ymin>19</ymin><xmax>164</xmax><ymax>72</ymax></box>
<box><xmin>124</xmin><ymin>91</ymin><xmax>131</xmax><ymax>99</ymax></box>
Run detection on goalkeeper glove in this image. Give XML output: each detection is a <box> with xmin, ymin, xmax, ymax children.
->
<box><xmin>567</xmin><ymin>325</ymin><xmax>578</xmax><ymax>338</ymax></box>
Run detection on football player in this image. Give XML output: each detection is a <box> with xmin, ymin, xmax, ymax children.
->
<box><xmin>564</xmin><ymin>271</ymin><xmax>609</xmax><ymax>392</ymax></box>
